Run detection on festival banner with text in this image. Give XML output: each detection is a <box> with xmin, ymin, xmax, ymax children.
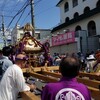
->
<box><xmin>52</xmin><ymin>32</ymin><xmax>75</xmax><ymax>46</ymax></box>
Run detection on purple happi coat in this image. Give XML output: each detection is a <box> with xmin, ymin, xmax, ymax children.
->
<box><xmin>41</xmin><ymin>77</ymin><xmax>91</xmax><ymax>100</ymax></box>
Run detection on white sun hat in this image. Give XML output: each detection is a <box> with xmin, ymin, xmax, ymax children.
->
<box><xmin>87</xmin><ymin>55</ymin><xmax>95</xmax><ymax>60</ymax></box>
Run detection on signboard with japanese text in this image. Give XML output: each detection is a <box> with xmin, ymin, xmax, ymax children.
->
<box><xmin>52</xmin><ymin>32</ymin><xmax>75</xmax><ymax>46</ymax></box>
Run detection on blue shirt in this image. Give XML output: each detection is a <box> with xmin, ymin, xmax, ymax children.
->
<box><xmin>0</xmin><ymin>56</ymin><xmax>13</xmax><ymax>80</ymax></box>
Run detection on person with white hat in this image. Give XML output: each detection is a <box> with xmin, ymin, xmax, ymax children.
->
<box><xmin>86</xmin><ymin>54</ymin><xmax>96</xmax><ymax>72</ymax></box>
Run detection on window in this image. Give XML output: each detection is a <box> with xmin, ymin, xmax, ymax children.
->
<box><xmin>87</xmin><ymin>21</ymin><xmax>96</xmax><ymax>36</ymax></box>
<box><xmin>20</xmin><ymin>33</ymin><xmax>24</xmax><ymax>39</ymax></box>
<box><xmin>65</xmin><ymin>17</ymin><xmax>69</xmax><ymax>22</ymax></box>
<box><xmin>84</xmin><ymin>7</ymin><xmax>90</xmax><ymax>13</ymax></box>
<box><xmin>96</xmin><ymin>0</ymin><xmax>100</xmax><ymax>7</ymax></box>
<box><xmin>64</xmin><ymin>2</ymin><xmax>69</xmax><ymax>12</ymax></box>
<box><xmin>72</xmin><ymin>0</ymin><xmax>78</xmax><ymax>7</ymax></box>
<box><xmin>75</xmin><ymin>26</ymin><xmax>82</xmax><ymax>32</ymax></box>
<box><xmin>74</xmin><ymin>12</ymin><xmax>79</xmax><ymax>18</ymax></box>
<box><xmin>35</xmin><ymin>33</ymin><xmax>40</xmax><ymax>39</ymax></box>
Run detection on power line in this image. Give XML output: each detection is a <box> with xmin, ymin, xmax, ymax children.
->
<box><xmin>7</xmin><ymin>0</ymin><xmax>30</xmax><ymax>28</ymax></box>
<box><xmin>2</xmin><ymin>0</ymin><xmax>56</xmax><ymax>30</ymax></box>
<box><xmin>20</xmin><ymin>11</ymin><xmax>31</xmax><ymax>25</ymax></box>
<box><xmin>0</xmin><ymin>1</ymin><xmax>30</xmax><ymax>36</ymax></box>
<box><xmin>20</xmin><ymin>0</ymin><xmax>56</xmax><ymax>28</ymax></box>
<box><xmin>20</xmin><ymin>0</ymin><xmax>43</xmax><ymax>25</ymax></box>
<box><xmin>4</xmin><ymin>0</ymin><xmax>44</xmax><ymax>28</ymax></box>
<box><xmin>16</xmin><ymin>7</ymin><xmax>26</xmax><ymax>25</ymax></box>
<box><xmin>8</xmin><ymin>0</ymin><xmax>22</xmax><ymax>14</ymax></box>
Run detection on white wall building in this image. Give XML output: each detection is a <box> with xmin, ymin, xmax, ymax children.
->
<box><xmin>5</xmin><ymin>29</ymin><xmax>12</xmax><ymax>45</ymax></box>
<box><xmin>51</xmin><ymin>0</ymin><xmax>100</xmax><ymax>55</ymax></box>
<box><xmin>0</xmin><ymin>28</ymin><xmax>12</xmax><ymax>47</ymax></box>
<box><xmin>11</xmin><ymin>25</ymin><xmax>23</xmax><ymax>45</ymax></box>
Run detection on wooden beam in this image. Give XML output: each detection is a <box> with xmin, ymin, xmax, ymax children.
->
<box><xmin>30</xmin><ymin>66</ymin><xmax>59</xmax><ymax>72</ymax></box>
<box><xmin>31</xmin><ymin>67</ymin><xmax>42</xmax><ymax>72</ymax></box>
<box><xmin>21</xmin><ymin>91</ymin><xmax>40</xmax><ymax>100</ymax></box>
<box><xmin>88</xmin><ymin>86</ymin><xmax>100</xmax><ymax>100</ymax></box>
<box><xmin>41</xmin><ymin>70</ymin><xmax>100</xmax><ymax>81</ymax></box>
<box><xmin>22</xmin><ymin>68</ymin><xmax>29</xmax><ymax>73</ymax></box>
<box><xmin>42</xmin><ymin>71</ymin><xmax>100</xmax><ymax>89</ymax></box>
<box><xmin>22</xmin><ymin>66</ymin><xmax>59</xmax><ymax>73</ymax></box>
<box><xmin>77</xmin><ymin>78</ymin><xmax>100</xmax><ymax>89</ymax></box>
<box><xmin>29</xmin><ymin>72</ymin><xmax>58</xmax><ymax>82</ymax></box>
<box><xmin>41</xmin><ymin>70</ymin><xmax>61</xmax><ymax>78</ymax></box>
<box><xmin>23</xmin><ymin>68</ymin><xmax>100</xmax><ymax>99</ymax></box>
<box><xmin>79</xmin><ymin>72</ymin><xmax>100</xmax><ymax>80</ymax></box>
<box><xmin>44</xmin><ymin>66</ymin><xmax>59</xmax><ymax>71</ymax></box>
<box><xmin>28</xmin><ymin>71</ymin><xmax>100</xmax><ymax>99</ymax></box>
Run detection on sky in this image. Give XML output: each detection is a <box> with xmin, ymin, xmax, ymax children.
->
<box><xmin>0</xmin><ymin>0</ymin><xmax>60</xmax><ymax>29</ymax></box>
<box><xmin>34</xmin><ymin>0</ymin><xmax>60</xmax><ymax>29</ymax></box>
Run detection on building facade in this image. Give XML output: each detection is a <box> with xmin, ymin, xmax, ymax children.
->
<box><xmin>50</xmin><ymin>0</ymin><xmax>100</xmax><ymax>55</ymax></box>
<box><xmin>11</xmin><ymin>25</ymin><xmax>23</xmax><ymax>45</ymax></box>
<box><xmin>0</xmin><ymin>28</ymin><xmax>12</xmax><ymax>47</ymax></box>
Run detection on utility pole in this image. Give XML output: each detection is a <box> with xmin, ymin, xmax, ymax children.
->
<box><xmin>30</xmin><ymin>0</ymin><xmax>35</xmax><ymax>37</ymax></box>
<box><xmin>2</xmin><ymin>15</ymin><xmax>6</xmax><ymax>46</ymax></box>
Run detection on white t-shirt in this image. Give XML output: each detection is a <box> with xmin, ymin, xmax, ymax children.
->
<box><xmin>0</xmin><ymin>64</ymin><xmax>30</xmax><ymax>100</ymax></box>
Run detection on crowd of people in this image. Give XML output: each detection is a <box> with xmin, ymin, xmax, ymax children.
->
<box><xmin>39</xmin><ymin>50</ymin><xmax>100</xmax><ymax>74</ymax></box>
<box><xmin>0</xmin><ymin>45</ymin><xmax>100</xmax><ymax>100</ymax></box>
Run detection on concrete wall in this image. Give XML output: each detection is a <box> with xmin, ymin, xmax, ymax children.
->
<box><xmin>88</xmin><ymin>37</ymin><xmax>99</xmax><ymax>52</ymax></box>
<box><xmin>51</xmin><ymin>0</ymin><xmax>100</xmax><ymax>55</ymax></box>
<box><xmin>59</xmin><ymin>0</ymin><xmax>98</xmax><ymax>23</ymax></box>
<box><xmin>50</xmin><ymin>42</ymin><xmax>78</xmax><ymax>56</ymax></box>
<box><xmin>53</xmin><ymin>13</ymin><xmax>100</xmax><ymax>37</ymax></box>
